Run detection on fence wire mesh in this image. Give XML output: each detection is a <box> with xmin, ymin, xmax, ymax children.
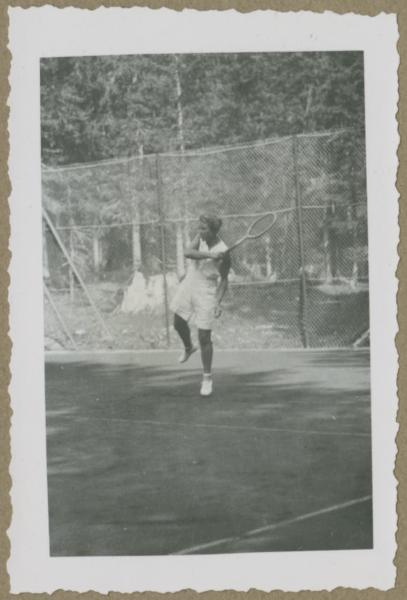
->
<box><xmin>42</xmin><ymin>129</ymin><xmax>368</xmax><ymax>351</ymax></box>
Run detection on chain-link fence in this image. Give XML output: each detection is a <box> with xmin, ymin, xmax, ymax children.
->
<box><xmin>42</xmin><ymin>129</ymin><xmax>369</xmax><ymax>351</ymax></box>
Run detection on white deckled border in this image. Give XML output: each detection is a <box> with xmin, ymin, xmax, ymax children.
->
<box><xmin>7</xmin><ymin>6</ymin><xmax>399</xmax><ymax>593</ymax></box>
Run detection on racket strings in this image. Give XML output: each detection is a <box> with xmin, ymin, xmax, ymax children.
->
<box><xmin>248</xmin><ymin>213</ymin><xmax>276</xmax><ymax>237</ymax></box>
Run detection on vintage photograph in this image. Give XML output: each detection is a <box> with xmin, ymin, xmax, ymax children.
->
<box><xmin>40</xmin><ymin>51</ymin><xmax>373</xmax><ymax>556</ymax></box>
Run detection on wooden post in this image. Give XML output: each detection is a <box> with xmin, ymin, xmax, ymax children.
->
<box><xmin>349</xmin><ymin>138</ymin><xmax>359</xmax><ymax>286</ymax></box>
<box><xmin>293</xmin><ymin>135</ymin><xmax>309</xmax><ymax>348</ymax></box>
<box><xmin>155</xmin><ymin>154</ymin><xmax>171</xmax><ymax>347</ymax></box>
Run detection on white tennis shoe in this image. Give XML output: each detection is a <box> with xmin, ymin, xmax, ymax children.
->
<box><xmin>200</xmin><ymin>376</ymin><xmax>213</xmax><ymax>397</ymax></box>
<box><xmin>178</xmin><ymin>345</ymin><xmax>197</xmax><ymax>363</ymax></box>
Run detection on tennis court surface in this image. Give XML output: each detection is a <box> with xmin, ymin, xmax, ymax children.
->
<box><xmin>45</xmin><ymin>348</ymin><xmax>372</xmax><ymax>556</ymax></box>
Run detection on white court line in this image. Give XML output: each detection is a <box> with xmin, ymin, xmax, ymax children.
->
<box><xmin>50</xmin><ymin>415</ymin><xmax>370</xmax><ymax>438</ymax></box>
<box><xmin>172</xmin><ymin>495</ymin><xmax>372</xmax><ymax>555</ymax></box>
<box><xmin>45</xmin><ymin>347</ymin><xmax>370</xmax><ymax>358</ymax></box>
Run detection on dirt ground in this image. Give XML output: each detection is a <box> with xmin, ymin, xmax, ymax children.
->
<box><xmin>44</xmin><ymin>281</ymin><xmax>369</xmax><ymax>351</ymax></box>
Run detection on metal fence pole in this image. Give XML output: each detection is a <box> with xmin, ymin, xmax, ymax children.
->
<box><xmin>292</xmin><ymin>135</ymin><xmax>309</xmax><ymax>348</ymax></box>
<box><xmin>155</xmin><ymin>154</ymin><xmax>171</xmax><ymax>347</ymax></box>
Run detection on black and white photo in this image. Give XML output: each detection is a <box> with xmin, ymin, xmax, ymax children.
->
<box><xmin>7</xmin><ymin>7</ymin><xmax>398</xmax><ymax>593</ymax></box>
<box><xmin>41</xmin><ymin>49</ymin><xmax>372</xmax><ymax>557</ymax></box>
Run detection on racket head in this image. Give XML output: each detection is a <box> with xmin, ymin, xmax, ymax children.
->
<box><xmin>246</xmin><ymin>212</ymin><xmax>277</xmax><ymax>238</ymax></box>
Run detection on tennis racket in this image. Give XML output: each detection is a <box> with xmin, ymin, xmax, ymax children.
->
<box><xmin>225</xmin><ymin>212</ymin><xmax>277</xmax><ymax>253</ymax></box>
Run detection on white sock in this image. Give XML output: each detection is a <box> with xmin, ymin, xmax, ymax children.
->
<box><xmin>203</xmin><ymin>373</ymin><xmax>212</xmax><ymax>380</ymax></box>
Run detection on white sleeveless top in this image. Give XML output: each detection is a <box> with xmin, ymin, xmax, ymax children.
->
<box><xmin>187</xmin><ymin>238</ymin><xmax>228</xmax><ymax>284</ymax></box>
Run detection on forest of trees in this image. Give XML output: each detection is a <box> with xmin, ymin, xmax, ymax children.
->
<box><xmin>41</xmin><ymin>52</ymin><xmax>365</xmax><ymax>165</ymax></box>
<box><xmin>41</xmin><ymin>52</ymin><xmax>367</xmax><ymax>288</ymax></box>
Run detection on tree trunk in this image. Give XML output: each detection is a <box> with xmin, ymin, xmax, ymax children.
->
<box><xmin>173</xmin><ymin>55</ymin><xmax>187</xmax><ymax>278</ymax></box>
<box><xmin>93</xmin><ymin>231</ymin><xmax>102</xmax><ymax>275</ymax></box>
<box><xmin>265</xmin><ymin>234</ymin><xmax>272</xmax><ymax>278</ymax></box>
<box><xmin>131</xmin><ymin>144</ymin><xmax>143</xmax><ymax>272</ymax></box>
<box><xmin>351</xmin><ymin>259</ymin><xmax>359</xmax><ymax>289</ymax></box>
<box><xmin>323</xmin><ymin>226</ymin><xmax>333</xmax><ymax>283</ymax></box>
<box><xmin>69</xmin><ymin>226</ymin><xmax>75</xmax><ymax>302</ymax></box>
<box><xmin>132</xmin><ymin>222</ymin><xmax>142</xmax><ymax>271</ymax></box>
<box><xmin>174</xmin><ymin>56</ymin><xmax>185</xmax><ymax>154</ymax></box>
<box><xmin>176</xmin><ymin>222</ymin><xmax>185</xmax><ymax>280</ymax></box>
<box><xmin>329</xmin><ymin>229</ymin><xmax>338</xmax><ymax>280</ymax></box>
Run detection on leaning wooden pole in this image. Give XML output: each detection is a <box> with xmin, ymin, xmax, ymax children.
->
<box><xmin>44</xmin><ymin>283</ymin><xmax>78</xmax><ymax>350</ymax></box>
<box><xmin>42</xmin><ymin>208</ymin><xmax>113</xmax><ymax>343</ymax></box>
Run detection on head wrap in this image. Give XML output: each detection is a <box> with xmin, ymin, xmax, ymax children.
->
<box><xmin>199</xmin><ymin>214</ymin><xmax>222</xmax><ymax>234</ymax></box>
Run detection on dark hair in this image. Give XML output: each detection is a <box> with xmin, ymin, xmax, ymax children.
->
<box><xmin>199</xmin><ymin>214</ymin><xmax>222</xmax><ymax>234</ymax></box>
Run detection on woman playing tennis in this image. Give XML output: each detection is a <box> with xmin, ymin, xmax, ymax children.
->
<box><xmin>171</xmin><ymin>214</ymin><xmax>231</xmax><ymax>397</ymax></box>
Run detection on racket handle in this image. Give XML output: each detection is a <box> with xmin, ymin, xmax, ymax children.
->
<box><xmin>224</xmin><ymin>241</ymin><xmax>241</xmax><ymax>253</ymax></box>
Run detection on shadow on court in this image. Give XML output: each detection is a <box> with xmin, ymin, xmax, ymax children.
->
<box><xmin>45</xmin><ymin>349</ymin><xmax>372</xmax><ymax>556</ymax></box>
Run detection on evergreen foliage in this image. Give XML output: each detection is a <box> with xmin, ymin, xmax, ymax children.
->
<box><xmin>41</xmin><ymin>52</ymin><xmax>364</xmax><ymax>165</ymax></box>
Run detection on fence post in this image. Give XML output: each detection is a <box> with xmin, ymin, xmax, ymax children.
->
<box><xmin>292</xmin><ymin>135</ymin><xmax>309</xmax><ymax>348</ymax></box>
<box><xmin>349</xmin><ymin>134</ymin><xmax>359</xmax><ymax>285</ymax></box>
<box><xmin>155</xmin><ymin>154</ymin><xmax>171</xmax><ymax>347</ymax></box>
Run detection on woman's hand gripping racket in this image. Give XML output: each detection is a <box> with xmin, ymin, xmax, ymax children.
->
<box><xmin>225</xmin><ymin>212</ymin><xmax>277</xmax><ymax>254</ymax></box>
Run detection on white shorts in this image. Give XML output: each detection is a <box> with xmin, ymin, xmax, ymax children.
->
<box><xmin>171</xmin><ymin>278</ymin><xmax>217</xmax><ymax>330</ymax></box>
